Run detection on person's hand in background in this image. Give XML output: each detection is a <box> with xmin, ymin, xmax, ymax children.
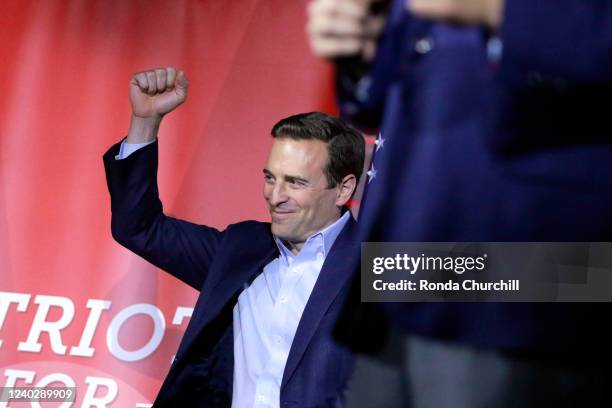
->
<box><xmin>408</xmin><ymin>0</ymin><xmax>503</xmax><ymax>31</ymax></box>
<box><xmin>307</xmin><ymin>0</ymin><xmax>386</xmax><ymax>62</ymax></box>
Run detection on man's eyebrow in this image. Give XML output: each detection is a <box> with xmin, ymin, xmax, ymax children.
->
<box><xmin>263</xmin><ymin>169</ymin><xmax>309</xmax><ymax>184</ymax></box>
<box><xmin>284</xmin><ymin>175</ymin><xmax>309</xmax><ymax>184</ymax></box>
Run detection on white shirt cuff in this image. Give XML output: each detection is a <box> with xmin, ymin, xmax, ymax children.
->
<box><xmin>115</xmin><ymin>139</ymin><xmax>156</xmax><ymax>160</ymax></box>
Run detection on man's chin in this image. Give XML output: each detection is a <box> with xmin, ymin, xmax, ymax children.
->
<box><xmin>271</xmin><ymin>224</ymin><xmax>294</xmax><ymax>241</ymax></box>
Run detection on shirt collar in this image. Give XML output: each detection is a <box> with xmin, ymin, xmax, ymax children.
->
<box><xmin>274</xmin><ymin>211</ymin><xmax>352</xmax><ymax>265</ymax></box>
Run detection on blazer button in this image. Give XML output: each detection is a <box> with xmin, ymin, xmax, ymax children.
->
<box><xmin>414</xmin><ymin>37</ymin><xmax>434</xmax><ymax>55</ymax></box>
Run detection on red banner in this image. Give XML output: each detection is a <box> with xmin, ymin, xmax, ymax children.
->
<box><xmin>0</xmin><ymin>1</ymin><xmax>335</xmax><ymax>405</ymax></box>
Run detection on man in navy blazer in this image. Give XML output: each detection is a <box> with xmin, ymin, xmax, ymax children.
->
<box><xmin>308</xmin><ymin>0</ymin><xmax>612</xmax><ymax>406</ymax></box>
<box><xmin>103</xmin><ymin>68</ymin><xmax>365</xmax><ymax>407</ymax></box>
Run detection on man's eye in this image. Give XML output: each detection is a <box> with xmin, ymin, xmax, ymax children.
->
<box><xmin>264</xmin><ymin>175</ymin><xmax>274</xmax><ymax>183</ymax></box>
<box><xmin>289</xmin><ymin>179</ymin><xmax>306</xmax><ymax>187</ymax></box>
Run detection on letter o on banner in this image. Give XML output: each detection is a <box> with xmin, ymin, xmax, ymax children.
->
<box><xmin>106</xmin><ymin>304</ymin><xmax>165</xmax><ymax>362</ymax></box>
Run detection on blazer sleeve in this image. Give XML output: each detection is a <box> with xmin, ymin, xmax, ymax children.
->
<box><xmin>498</xmin><ymin>0</ymin><xmax>612</xmax><ymax>86</ymax></box>
<box><xmin>103</xmin><ymin>139</ymin><xmax>223</xmax><ymax>291</ymax></box>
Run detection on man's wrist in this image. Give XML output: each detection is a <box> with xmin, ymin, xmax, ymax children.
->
<box><xmin>126</xmin><ymin>115</ymin><xmax>161</xmax><ymax>143</ymax></box>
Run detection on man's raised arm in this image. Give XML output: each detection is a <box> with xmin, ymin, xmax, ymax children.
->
<box><xmin>103</xmin><ymin>68</ymin><xmax>222</xmax><ymax>291</ymax></box>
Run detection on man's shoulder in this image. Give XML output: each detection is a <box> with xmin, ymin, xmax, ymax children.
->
<box><xmin>225</xmin><ymin>220</ymin><xmax>272</xmax><ymax>237</ymax></box>
<box><xmin>214</xmin><ymin>220</ymin><xmax>276</xmax><ymax>263</ymax></box>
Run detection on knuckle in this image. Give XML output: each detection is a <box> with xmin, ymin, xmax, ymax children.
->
<box><xmin>317</xmin><ymin>0</ymin><xmax>333</xmax><ymax>14</ymax></box>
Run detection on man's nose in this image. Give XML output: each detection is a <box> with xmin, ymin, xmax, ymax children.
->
<box><xmin>269</xmin><ymin>182</ymin><xmax>288</xmax><ymax>206</ymax></box>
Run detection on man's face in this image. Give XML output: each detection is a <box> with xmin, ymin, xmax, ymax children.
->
<box><xmin>263</xmin><ymin>137</ymin><xmax>341</xmax><ymax>251</ymax></box>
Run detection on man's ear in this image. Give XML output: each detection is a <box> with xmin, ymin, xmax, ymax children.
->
<box><xmin>335</xmin><ymin>174</ymin><xmax>357</xmax><ymax>207</ymax></box>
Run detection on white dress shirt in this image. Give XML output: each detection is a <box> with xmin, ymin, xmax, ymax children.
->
<box><xmin>232</xmin><ymin>211</ymin><xmax>349</xmax><ymax>408</ymax></box>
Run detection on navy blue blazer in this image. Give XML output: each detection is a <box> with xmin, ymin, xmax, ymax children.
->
<box><xmin>337</xmin><ymin>0</ymin><xmax>612</xmax><ymax>357</ymax></box>
<box><xmin>103</xmin><ymin>141</ymin><xmax>356</xmax><ymax>407</ymax></box>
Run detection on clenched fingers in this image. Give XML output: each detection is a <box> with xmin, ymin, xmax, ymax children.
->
<box><xmin>131</xmin><ymin>67</ymin><xmax>181</xmax><ymax>95</ymax></box>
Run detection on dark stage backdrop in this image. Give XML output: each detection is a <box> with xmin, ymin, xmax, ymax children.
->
<box><xmin>0</xmin><ymin>1</ymin><xmax>371</xmax><ymax>406</ymax></box>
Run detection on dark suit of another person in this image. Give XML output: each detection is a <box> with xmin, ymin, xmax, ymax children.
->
<box><xmin>337</xmin><ymin>0</ymin><xmax>612</xmax><ymax>406</ymax></box>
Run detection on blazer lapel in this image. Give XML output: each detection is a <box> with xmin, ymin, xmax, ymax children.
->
<box><xmin>177</xmin><ymin>226</ymin><xmax>278</xmax><ymax>360</ymax></box>
<box><xmin>281</xmin><ymin>218</ymin><xmax>359</xmax><ymax>389</ymax></box>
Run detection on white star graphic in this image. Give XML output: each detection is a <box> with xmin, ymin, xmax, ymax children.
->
<box><xmin>366</xmin><ymin>164</ymin><xmax>377</xmax><ymax>183</ymax></box>
<box><xmin>374</xmin><ymin>133</ymin><xmax>385</xmax><ymax>151</ymax></box>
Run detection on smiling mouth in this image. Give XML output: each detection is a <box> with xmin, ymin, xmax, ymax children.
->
<box><xmin>270</xmin><ymin>209</ymin><xmax>295</xmax><ymax>222</ymax></box>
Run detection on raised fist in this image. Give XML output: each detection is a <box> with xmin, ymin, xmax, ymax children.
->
<box><xmin>130</xmin><ymin>67</ymin><xmax>189</xmax><ymax>119</ymax></box>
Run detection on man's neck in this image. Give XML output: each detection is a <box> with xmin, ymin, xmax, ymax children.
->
<box><xmin>282</xmin><ymin>212</ymin><xmax>346</xmax><ymax>256</ymax></box>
